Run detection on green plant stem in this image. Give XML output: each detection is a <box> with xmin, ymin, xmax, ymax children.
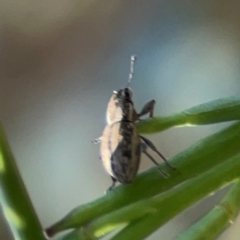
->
<box><xmin>0</xmin><ymin>125</ymin><xmax>46</xmax><ymax>240</ymax></box>
<box><xmin>61</xmin><ymin>153</ymin><xmax>240</xmax><ymax>240</ymax></box>
<box><xmin>111</xmin><ymin>154</ymin><xmax>240</xmax><ymax>240</ymax></box>
<box><xmin>174</xmin><ymin>180</ymin><xmax>240</xmax><ymax>240</ymax></box>
<box><xmin>57</xmin><ymin>228</ymin><xmax>89</xmax><ymax>240</ymax></box>
<box><xmin>46</xmin><ymin>121</ymin><xmax>240</xmax><ymax>237</ymax></box>
<box><xmin>86</xmin><ymin>203</ymin><xmax>155</xmax><ymax>238</ymax></box>
<box><xmin>136</xmin><ymin>95</ymin><xmax>240</xmax><ymax>133</ymax></box>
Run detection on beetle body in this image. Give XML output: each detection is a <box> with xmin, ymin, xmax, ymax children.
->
<box><xmin>94</xmin><ymin>55</ymin><xmax>175</xmax><ymax>191</ymax></box>
<box><xmin>100</xmin><ymin>87</ymin><xmax>141</xmax><ymax>184</ymax></box>
<box><xmin>100</xmin><ymin>120</ymin><xmax>141</xmax><ymax>184</ymax></box>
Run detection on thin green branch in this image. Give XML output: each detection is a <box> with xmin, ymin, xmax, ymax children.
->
<box><xmin>175</xmin><ymin>180</ymin><xmax>240</xmax><ymax>240</ymax></box>
<box><xmin>0</xmin><ymin>125</ymin><xmax>46</xmax><ymax>240</ymax></box>
<box><xmin>61</xmin><ymin>153</ymin><xmax>240</xmax><ymax>240</ymax></box>
<box><xmin>111</xmin><ymin>154</ymin><xmax>240</xmax><ymax>240</ymax></box>
<box><xmin>136</xmin><ymin>95</ymin><xmax>240</xmax><ymax>134</ymax></box>
<box><xmin>57</xmin><ymin>228</ymin><xmax>91</xmax><ymax>240</ymax></box>
<box><xmin>86</xmin><ymin>202</ymin><xmax>155</xmax><ymax>238</ymax></box>
<box><xmin>46</xmin><ymin>121</ymin><xmax>240</xmax><ymax>237</ymax></box>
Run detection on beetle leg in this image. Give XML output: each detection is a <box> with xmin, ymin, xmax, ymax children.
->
<box><xmin>133</xmin><ymin>109</ymin><xmax>139</xmax><ymax>122</ymax></box>
<box><xmin>91</xmin><ymin>137</ymin><xmax>102</xmax><ymax>144</ymax></box>
<box><xmin>141</xmin><ymin>143</ymin><xmax>169</xmax><ymax>178</ymax></box>
<box><xmin>140</xmin><ymin>136</ymin><xmax>176</xmax><ymax>171</ymax></box>
<box><xmin>106</xmin><ymin>176</ymin><xmax>117</xmax><ymax>192</ymax></box>
<box><xmin>138</xmin><ymin>99</ymin><xmax>156</xmax><ymax>118</ymax></box>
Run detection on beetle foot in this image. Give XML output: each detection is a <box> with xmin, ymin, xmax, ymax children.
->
<box><xmin>91</xmin><ymin>137</ymin><xmax>102</xmax><ymax>144</ymax></box>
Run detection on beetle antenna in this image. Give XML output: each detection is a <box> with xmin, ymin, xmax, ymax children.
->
<box><xmin>127</xmin><ymin>54</ymin><xmax>137</xmax><ymax>87</ymax></box>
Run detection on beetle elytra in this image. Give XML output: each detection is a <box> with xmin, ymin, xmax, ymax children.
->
<box><xmin>93</xmin><ymin>55</ymin><xmax>175</xmax><ymax>191</ymax></box>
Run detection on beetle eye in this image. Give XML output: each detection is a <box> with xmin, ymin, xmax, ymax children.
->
<box><xmin>124</xmin><ymin>88</ymin><xmax>130</xmax><ymax>98</ymax></box>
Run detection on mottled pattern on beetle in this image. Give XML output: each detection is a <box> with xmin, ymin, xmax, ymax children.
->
<box><xmin>101</xmin><ymin>87</ymin><xmax>141</xmax><ymax>184</ymax></box>
<box><xmin>110</xmin><ymin>121</ymin><xmax>141</xmax><ymax>184</ymax></box>
<box><xmin>106</xmin><ymin>94</ymin><xmax>133</xmax><ymax>124</ymax></box>
<box><xmin>106</xmin><ymin>95</ymin><xmax>123</xmax><ymax>124</ymax></box>
<box><xmin>114</xmin><ymin>97</ymin><xmax>134</xmax><ymax>122</ymax></box>
<box><xmin>100</xmin><ymin>123</ymin><xmax>122</xmax><ymax>177</ymax></box>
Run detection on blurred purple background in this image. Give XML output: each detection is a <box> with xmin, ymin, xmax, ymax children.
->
<box><xmin>1</xmin><ymin>1</ymin><xmax>240</xmax><ymax>239</ymax></box>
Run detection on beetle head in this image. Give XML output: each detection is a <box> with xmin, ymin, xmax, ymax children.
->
<box><xmin>106</xmin><ymin>88</ymin><xmax>134</xmax><ymax>124</ymax></box>
<box><xmin>106</xmin><ymin>55</ymin><xmax>137</xmax><ymax>124</ymax></box>
<box><xmin>113</xmin><ymin>87</ymin><xmax>133</xmax><ymax>103</ymax></box>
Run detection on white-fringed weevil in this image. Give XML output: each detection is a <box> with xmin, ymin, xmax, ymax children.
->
<box><xmin>93</xmin><ymin>55</ymin><xmax>175</xmax><ymax>191</ymax></box>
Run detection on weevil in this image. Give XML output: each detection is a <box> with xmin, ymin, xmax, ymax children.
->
<box><xmin>93</xmin><ymin>55</ymin><xmax>175</xmax><ymax>191</ymax></box>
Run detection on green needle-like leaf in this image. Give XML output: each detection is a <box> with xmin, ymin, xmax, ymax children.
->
<box><xmin>0</xmin><ymin>125</ymin><xmax>46</xmax><ymax>240</ymax></box>
<box><xmin>111</xmin><ymin>154</ymin><xmax>240</xmax><ymax>240</ymax></box>
<box><xmin>136</xmin><ymin>95</ymin><xmax>240</xmax><ymax>134</ymax></box>
<box><xmin>61</xmin><ymin>153</ymin><xmax>240</xmax><ymax>240</ymax></box>
<box><xmin>46</xmin><ymin>121</ymin><xmax>240</xmax><ymax>237</ymax></box>
<box><xmin>175</xmin><ymin>181</ymin><xmax>240</xmax><ymax>240</ymax></box>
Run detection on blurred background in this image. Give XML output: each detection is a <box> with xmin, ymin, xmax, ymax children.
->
<box><xmin>0</xmin><ymin>0</ymin><xmax>240</xmax><ymax>239</ymax></box>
